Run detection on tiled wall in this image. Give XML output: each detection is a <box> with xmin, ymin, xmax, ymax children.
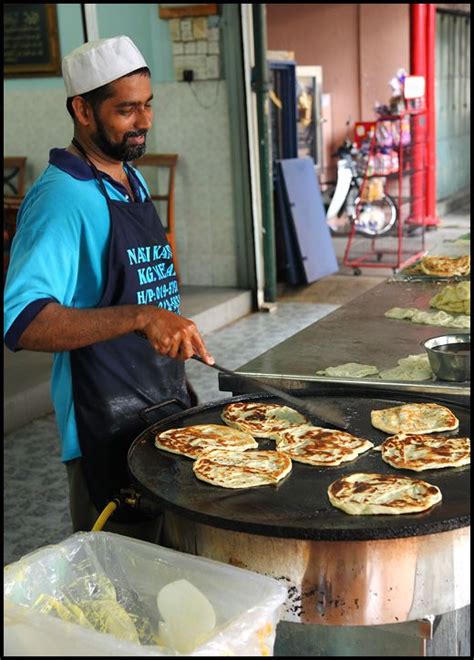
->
<box><xmin>169</xmin><ymin>15</ymin><xmax>221</xmax><ymax>81</ymax></box>
<box><xmin>4</xmin><ymin>80</ymin><xmax>238</xmax><ymax>287</ymax></box>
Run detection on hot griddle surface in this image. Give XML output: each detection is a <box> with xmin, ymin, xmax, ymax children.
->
<box><xmin>128</xmin><ymin>390</ymin><xmax>470</xmax><ymax>541</ymax></box>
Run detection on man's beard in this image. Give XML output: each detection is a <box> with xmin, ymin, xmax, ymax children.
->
<box><xmin>92</xmin><ymin>113</ymin><xmax>147</xmax><ymax>162</ymax></box>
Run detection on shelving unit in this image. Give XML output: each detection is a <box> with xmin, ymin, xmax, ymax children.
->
<box><xmin>343</xmin><ymin>109</ymin><xmax>428</xmax><ymax>273</ymax></box>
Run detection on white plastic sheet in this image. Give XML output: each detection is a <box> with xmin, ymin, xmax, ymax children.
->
<box><xmin>4</xmin><ymin>531</ymin><xmax>287</xmax><ymax>656</ymax></box>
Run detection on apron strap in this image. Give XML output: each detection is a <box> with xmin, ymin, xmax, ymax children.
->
<box><xmin>124</xmin><ymin>163</ymin><xmax>151</xmax><ymax>202</ymax></box>
<box><xmin>72</xmin><ymin>138</ymin><xmax>119</xmax><ymax>203</ymax></box>
<box><xmin>72</xmin><ymin>139</ymin><xmax>150</xmax><ymax>203</ymax></box>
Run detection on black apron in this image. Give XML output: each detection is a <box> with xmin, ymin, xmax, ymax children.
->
<box><xmin>69</xmin><ymin>140</ymin><xmax>190</xmax><ymax>521</ymax></box>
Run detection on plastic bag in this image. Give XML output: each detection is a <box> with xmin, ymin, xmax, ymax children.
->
<box><xmin>4</xmin><ymin>531</ymin><xmax>287</xmax><ymax>656</ymax></box>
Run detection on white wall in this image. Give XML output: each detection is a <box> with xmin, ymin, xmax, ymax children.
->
<box><xmin>4</xmin><ymin>81</ymin><xmax>237</xmax><ymax>287</ymax></box>
<box><xmin>4</xmin><ymin>4</ymin><xmax>239</xmax><ymax>287</ymax></box>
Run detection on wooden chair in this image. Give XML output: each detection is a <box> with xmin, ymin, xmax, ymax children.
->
<box><xmin>4</xmin><ymin>157</ymin><xmax>27</xmax><ymax>280</ymax></box>
<box><xmin>4</xmin><ymin>156</ymin><xmax>27</xmax><ymax>197</ymax></box>
<box><xmin>133</xmin><ymin>153</ymin><xmax>180</xmax><ymax>281</ymax></box>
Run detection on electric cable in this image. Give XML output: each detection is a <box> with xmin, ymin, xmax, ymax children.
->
<box><xmin>187</xmin><ymin>78</ymin><xmax>221</xmax><ymax>109</ymax></box>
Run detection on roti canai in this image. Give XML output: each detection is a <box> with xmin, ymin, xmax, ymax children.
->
<box><xmin>221</xmin><ymin>402</ymin><xmax>308</xmax><ymax>439</ymax></box>
<box><xmin>327</xmin><ymin>472</ymin><xmax>442</xmax><ymax>515</ymax></box>
<box><xmin>274</xmin><ymin>425</ymin><xmax>374</xmax><ymax>466</ymax></box>
<box><xmin>419</xmin><ymin>255</ymin><xmax>470</xmax><ymax>278</ymax></box>
<box><xmin>193</xmin><ymin>448</ymin><xmax>292</xmax><ymax>488</ymax></box>
<box><xmin>430</xmin><ymin>281</ymin><xmax>470</xmax><ymax>316</ymax></box>
<box><xmin>371</xmin><ymin>402</ymin><xmax>459</xmax><ymax>434</ymax></box>
<box><xmin>155</xmin><ymin>424</ymin><xmax>258</xmax><ymax>459</ymax></box>
<box><xmin>316</xmin><ymin>362</ymin><xmax>379</xmax><ymax>378</ymax></box>
<box><xmin>384</xmin><ymin>307</ymin><xmax>470</xmax><ymax>330</ymax></box>
<box><xmin>379</xmin><ymin>433</ymin><xmax>470</xmax><ymax>472</ymax></box>
<box><xmin>378</xmin><ymin>353</ymin><xmax>433</xmax><ymax>381</ymax></box>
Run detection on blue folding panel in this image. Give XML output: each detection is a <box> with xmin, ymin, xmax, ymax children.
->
<box><xmin>279</xmin><ymin>157</ymin><xmax>339</xmax><ymax>283</ymax></box>
<box><xmin>274</xmin><ymin>162</ymin><xmax>303</xmax><ymax>284</ymax></box>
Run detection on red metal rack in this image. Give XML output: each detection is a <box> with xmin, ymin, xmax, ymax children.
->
<box><xmin>343</xmin><ymin>109</ymin><xmax>428</xmax><ymax>274</ymax></box>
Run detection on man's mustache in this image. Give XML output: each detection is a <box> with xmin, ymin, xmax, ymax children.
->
<box><xmin>124</xmin><ymin>130</ymin><xmax>148</xmax><ymax>140</ymax></box>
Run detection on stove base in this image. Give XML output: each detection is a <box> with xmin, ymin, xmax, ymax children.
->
<box><xmin>273</xmin><ymin>607</ymin><xmax>470</xmax><ymax>656</ymax></box>
<box><xmin>162</xmin><ymin>511</ymin><xmax>470</xmax><ymax>626</ymax></box>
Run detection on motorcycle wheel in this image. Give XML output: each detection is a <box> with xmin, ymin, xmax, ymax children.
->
<box><xmin>352</xmin><ymin>194</ymin><xmax>398</xmax><ymax>237</ymax></box>
<box><xmin>322</xmin><ymin>183</ymin><xmax>357</xmax><ymax>236</ymax></box>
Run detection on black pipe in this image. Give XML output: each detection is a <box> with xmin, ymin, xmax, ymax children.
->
<box><xmin>80</xmin><ymin>4</ymin><xmax>88</xmax><ymax>43</ymax></box>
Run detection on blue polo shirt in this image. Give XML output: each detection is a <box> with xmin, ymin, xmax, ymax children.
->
<box><xmin>3</xmin><ymin>149</ymin><xmax>153</xmax><ymax>461</ymax></box>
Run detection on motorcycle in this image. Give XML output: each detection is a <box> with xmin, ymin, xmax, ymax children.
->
<box><xmin>321</xmin><ymin>138</ymin><xmax>397</xmax><ymax>238</ymax></box>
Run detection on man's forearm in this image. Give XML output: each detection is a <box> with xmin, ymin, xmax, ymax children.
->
<box><xmin>16</xmin><ymin>301</ymin><xmax>214</xmax><ymax>364</ymax></box>
<box><xmin>17</xmin><ymin>302</ymin><xmax>143</xmax><ymax>352</ymax></box>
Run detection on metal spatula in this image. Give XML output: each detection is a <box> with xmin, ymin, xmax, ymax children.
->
<box><xmin>191</xmin><ymin>355</ymin><xmax>349</xmax><ymax>430</ymax></box>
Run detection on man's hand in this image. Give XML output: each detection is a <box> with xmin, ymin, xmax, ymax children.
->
<box><xmin>138</xmin><ymin>306</ymin><xmax>214</xmax><ymax>364</ymax></box>
<box><xmin>17</xmin><ymin>302</ymin><xmax>214</xmax><ymax>365</ymax></box>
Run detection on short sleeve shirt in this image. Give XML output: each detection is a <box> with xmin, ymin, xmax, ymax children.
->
<box><xmin>3</xmin><ymin>149</ymin><xmax>151</xmax><ymax>461</ymax></box>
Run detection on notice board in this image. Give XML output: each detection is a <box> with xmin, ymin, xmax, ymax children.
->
<box><xmin>279</xmin><ymin>157</ymin><xmax>338</xmax><ymax>284</ymax></box>
<box><xmin>4</xmin><ymin>4</ymin><xmax>61</xmax><ymax>77</ymax></box>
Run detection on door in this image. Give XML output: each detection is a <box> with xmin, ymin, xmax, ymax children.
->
<box><xmin>436</xmin><ymin>10</ymin><xmax>470</xmax><ymax>201</ymax></box>
<box><xmin>268</xmin><ymin>60</ymin><xmax>298</xmax><ymax>161</ymax></box>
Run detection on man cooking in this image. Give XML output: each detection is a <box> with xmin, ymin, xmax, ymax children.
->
<box><xmin>3</xmin><ymin>35</ymin><xmax>214</xmax><ymax>542</ymax></box>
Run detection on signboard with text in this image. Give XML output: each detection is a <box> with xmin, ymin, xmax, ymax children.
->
<box><xmin>4</xmin><ymin>4</ymin><xmax>61</xmax><ymax>77</ymax></box>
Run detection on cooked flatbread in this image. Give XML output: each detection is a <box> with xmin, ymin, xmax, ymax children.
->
<box><xmin>384</xmin><ymin>307</ymin><xmax>418</xmax><ymax>321</ymax></box>
<box><xmin>327</xmin><ymin>472</ymin><xmax>442</xmax><ymax>515</ymax></box>
<box><xmin>316</xmin><ymin>362</ymin><xmax>379</xmax><ymax>378</ymax></box>
<box><xmin>193</xmin><ymin>449</ymin><xmax>292</xmax><ymax>488</ymax></box>
<box><xmin>378</xmin><ymin>354</ymin><xmax>433</xmax><ymax>381</ymax></box>
<box><xmin>430</xmin><ymin>281</ymin><xmax>470</xmax><ymax>316</ymax></box>
<box><xmin>221</xmin><ymin>402</ymin><xmax>308</xmax><ymax>439</ymax></box>
<box><xmin>275</xmin><ymin>424</ymin><xmax>374</xmax><ymax>466</ymax></box>
<box><xmin>420</xmin><ymin>255</ymin><xmax>470</xmax><ymax>277</ymax></box>
<box><xmin>380</xmin><ymin>433</ymin><xmax>470</xmax><ymax>471</ymax></box>
<box><xmin>409</xmin><ymin>310</ymin><xmax>470</xmax><ymax>329</ymax></box>
<box><xmin>403</xmin><ymin>262</ymin><xmax>425</xmax><ymax>275</ymax></box>
<box><xmin>155</xmin><ymin>424</ymin><xmax>258</xmax><ymax>459</ymax></box>
<box><xmin>371</xmin><ymin>402</ymin><xmax>459</xmax><ymax>434</ymax></box>
<box><xmin>385</xmin><ymin>307</ymin><xmax>470</xmax><ymax>329</ymax></box>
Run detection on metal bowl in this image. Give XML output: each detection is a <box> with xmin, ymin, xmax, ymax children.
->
<box><xmin>422</xmin><ymin>334</ymin><xmax>470</xmax><ymax>382</ymax></box>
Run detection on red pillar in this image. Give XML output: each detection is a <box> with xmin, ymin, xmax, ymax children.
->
<box><xmin>425</xmin><ymin>3</ymin><xmax>439</xmax><ymax>225</ymax></box>
<box><xmin>409</xmin><ymin>4</ymin><xmax>427</xmax><ymax>226</ymax></box>
<box><xmin>410</xmin><ymin>3</ymin><xmax>439</xmax><ymax>226</ymax></box>
<box><xmin>410</xmin><ymin>4</ymin><xmax>427</xmax><ymax>77</ymax></box>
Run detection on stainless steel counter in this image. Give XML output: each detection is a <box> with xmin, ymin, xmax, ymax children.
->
<box><xmin>213</xmin><ymin>277</ymin><xmax>470</xmax><ymax>655</ymax></box>
<box><xmin>219</xmin><ymin>279</ymin><xmax>470</xmax><ymax>398</ymax></box>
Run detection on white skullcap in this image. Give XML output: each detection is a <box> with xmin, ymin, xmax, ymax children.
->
<box><xmin>62</xmin><ymin>35</ymin><xmax>148</xmax><ymax>97</ymax></box>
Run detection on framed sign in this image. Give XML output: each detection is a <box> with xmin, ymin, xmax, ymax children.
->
<box><xmin>159</xmin><ymin>4</ymin><xmax>217</xmax><ymax>19</ymax></box>
<box><xmin>4</xmin><ymin>4</ymin><xmax>61</xmax><ymax>77</ymax></box>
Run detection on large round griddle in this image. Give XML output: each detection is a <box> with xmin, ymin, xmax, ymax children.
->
<box><xmin>127</xmin><ymin>388</ymin><xmax>470</xmax><ymax>541</ymax></box>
